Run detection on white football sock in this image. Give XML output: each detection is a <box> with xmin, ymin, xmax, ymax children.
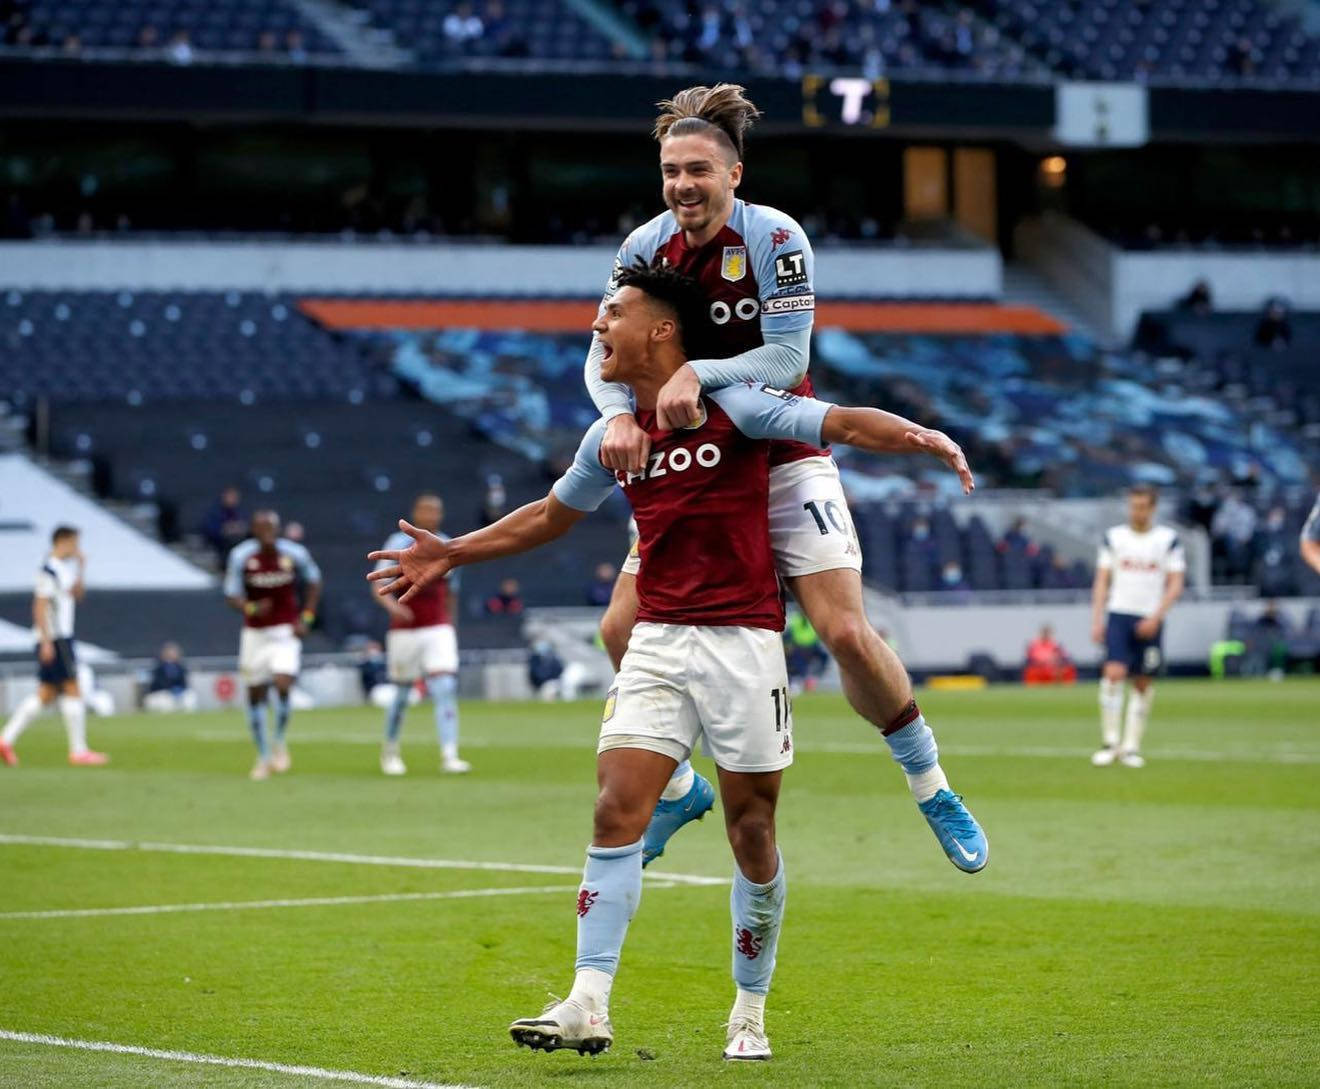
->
<box><xmin>1098</xmin><ymin>678</ymin><xmax>1125</xmax><ymax>749</ymax></box>
<box><xmin>2</xmin><ymin>694</ymin><xmax>44</xmax><ymax>745</ymax></box>
<box><xmin>730</xmin><ymin>989</ymin><xmax>766</xmax><ymax>1025</ymax></box>
<box><xmin>1122</xmin><ymin>687</ymin><xmax>1153</xmax><ymax>754</ymax></box>
<box><xmin>567</xmin><ymin>966</ymin><xmax>613</xmax><ymax>1013</ymax></box>
<box><xmin>904</xmin><ymin>764</ymin><xmax>950</xmax><ymax>804</ymax></box>
<box><xmin>59</xmin><ymin>695</ymin><xmax>87</xmax><ymax>755</ymax></box>
<box><xmin>659</xmin><ymin>762</ymin><xmax>695</xmax><ymax>801</ymax></box>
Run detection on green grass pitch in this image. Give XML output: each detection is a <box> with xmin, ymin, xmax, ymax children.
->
<box><xmin>1</xmin><ymin>679</ymin><xmax>1317</xmax><ymax>1088</ymax></box>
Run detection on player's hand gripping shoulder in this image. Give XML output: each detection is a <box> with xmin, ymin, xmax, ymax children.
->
<box><xmin>600</xmin><ymin>414</ymin><xmax>651</xmax><ymax>475</ymax></box>
<box><xmin>655</xmin><ymin>364</ymin><xmax>703</xmax><ymax>432</ymax></box>
<box><xmin>367</xmin><ymin>520</ymin><xmax>452</xmax><ymax>606</ymax></box>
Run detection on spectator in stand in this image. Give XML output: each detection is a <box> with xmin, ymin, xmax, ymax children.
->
<box><xmin>137</xmin><ymin>25</ymin><xmax>161</xmax><ymax>51</ymax></box>
<box><xmin>200</xmin><ymin>486</ymin><xmax>247</xmax><ymax>564</ymax></box>
<box><xmin>167</xmin><ymin>30</ymin><xmax>194</xmax><ymax>64</ymax></box>
<box><xmin>1301</xmin><ymin>492</ymin><xmax>1320</xmax><ymax>578</ymax></box>
<box><xmin>485</xmin><ymin>577</ymin><xmax>523</xmax><ymax>616</ymax></box>
<box><xmin>258</xmin><ymin>30</ymin><xmax>279</xmax><ymax>54</ymax></box>
<box><xmin>1176</xmin><ymin>279</ymin><xmax>1214</xmax><ymax>315</ymax></box>
<box><xmin>357</xmin><ymin>639</ymin><xmax>389</xmax><ymax>701</ymax></box>
<box><xmin>1023</xmin><ymin>624</ymin><xmax>1076</xmax><ymax>684</ymax></box>
<box><xmin>938</xmin><ymin>560</ymin><xmax>971</xmax><ymax>597</ymax></box>
<box><xmin>1246</xmin><ymin>601</ymin><xmax>1289</xmax><ymax>679</ymax></box>
<box><xmin>1211</xmin><ymin>491</ymin><xmax>1257</xmax><ymax>581</ymax></box>
<box><xmin>1000</xmin><ymin>517</ymin><xmax>1035</xmax><ymax>555</ymax></box>
<box><xmin>285</xmin><ymin>29</ymin><xmax>307</xmax><ymax>63</ymax></box>
<box><xmin>1255</xmin><ymin>506</ymin><xmax>1295</xmax><ymax>597</ymax></box>
<box><xmin>479</xmin><ymin>474</ymin><xmax>507</xmax><ymax>526</ymax></box>
<box><xmin>443</xmin><ymin>1</ymin><xmax>484</xmax><ymax>44</ymax></box>
<box><xmin>143</xmin><ymin>642</ymin><xmax>197</xmax><ymax>713</ymax></box>
<box><xmin>1039</xmin><ymin>553</ymin><xmax>1080</xmax><ymax>590</ymax></box>
<box><xmin>586</xmin><ymin>562</ymin><xmax>617</xmax><ymax>607</ymax></box>
<box><xmin>1255</xmin><ymin>298</ymin><xmax>1292</xmax><ymax>350</ymax></box>
<box><xmin>284</xmin><ymin>520</ymin><xmax>307</xmax><ymax>544</ymax></box>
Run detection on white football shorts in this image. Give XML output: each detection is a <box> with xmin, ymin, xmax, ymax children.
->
<box><xmin>239</xmin><ymin>624</ymin><xmax>301</xmax><ymax>686</ymax></box>
<box><xmin>386</xmin><ymin>624</ymin><xmax>458</xmax><ymax>682</ymax></box>
<box><xmin>599</xmin><ymin>622</ymin><xmax>794</xmax><ymax>774</ymax></box>
<box><xmin>616</xmin><ymin>456</ymin><xmax>860</xmax><ymax>582</ymax></box>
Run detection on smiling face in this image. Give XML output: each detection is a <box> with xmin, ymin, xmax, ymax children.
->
<box><xmin>592</xmin><ymin>284</ymin><xmax>677</xmax><ymax>386</ymax></box>
<box><xmin>660</xmin><ymin>131</ymin><xmax>742</xmax><ymax>244</ymax></box>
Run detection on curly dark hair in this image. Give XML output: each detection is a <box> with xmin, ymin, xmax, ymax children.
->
<box><xmin>614</xmin><ymin>258</ymin><xmax>713</xmax><ymax>360</ymax></box>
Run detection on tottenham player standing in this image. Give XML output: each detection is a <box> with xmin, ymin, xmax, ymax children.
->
<box><xmin>1089</xmin><ymin>486</ymin><xmax>1186</xmax><ymax>768</ymax></box>
<box><xmin>1301</xmin><ymin>491</ymin><xmax>1320</xmax><ymax>578</ymax></box>
<box><xmin>374</xmin><ymin>493</ymin><xmax>468</xmax><ymax>775</ymax></box>
<box><xmin>370</xmin><ymin>265</ymin><xmax>979</xmax><ymax>1060</ymax></box>
<box><xmin>586</xmin><ymin>84</ymin><xmax>982</xmax><ymax>872</ymax></box>
<box><xmin>0</xmin><ymin>525</ymin><xmax>107</xmax><ymax>767</ymax></box>
<box><xmin>224</xmin><ymin>510</ymin><xmax>322</xmax><ymax>781</ymax></box>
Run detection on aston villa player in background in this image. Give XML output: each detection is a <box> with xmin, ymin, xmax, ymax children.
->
<box><xmin>224</xmin><ymin>510</ymin><xmax>322</xmax><ymax>781</ymax></box>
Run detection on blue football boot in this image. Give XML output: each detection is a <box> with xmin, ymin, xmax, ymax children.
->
<box><xmin>918</xmin><ymin>789</ymin><xmax>988</xmax><ymax>873</ymax></box>
<box><xmin>642</xmin><ymin>772</ymin><xmax>716</xmax><ymax>868</ymax></box>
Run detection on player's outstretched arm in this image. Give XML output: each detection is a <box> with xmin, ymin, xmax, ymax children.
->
<box><xmin>820</xmin><ymin>406</ymin><xmax>975</xmax><ymax>495</ymax></box>
<box><xmin>368</xmin><ymin>496</ymin><xmax>586</xmax><ymax>606</ymax></box>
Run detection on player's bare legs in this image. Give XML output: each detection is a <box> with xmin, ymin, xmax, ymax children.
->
<box><xmin>510</xmin><ymin>747</ymin><xmax>675</xmax><ymax>1055</ymax></box>
<box><xmin>603</xmin><ymin>572</ymin><xmax>716</xmax><ymax>865</ymax></box>
<box><xmin>786</xmin><ymin>566</ymin><xmax>986</xmax><ymax>872</ymax></box>
<box><xmin>1095</xmin><ymin>660</ymin><xmax>1151</xmax><ymax>767</ymax></box>
<box><xmin>1</xmin><ymin>678</ymin><xmax>103</xmax><ymax>767</ymax></box>
<box><xmin>715</xmin><ymin>766</ymin><xmax>785</xmax><ymax>1060</ymax></box>
<box><xmin>246</xmin><ymin>681</ymin><xmax>273</xmax><ymax>779</ymax></box>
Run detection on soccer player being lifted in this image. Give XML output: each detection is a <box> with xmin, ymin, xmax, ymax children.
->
<box><xmin>1089</xmin><ymin>485</ymin><xmax>1185</xmax><ymax>768</ymax></box>
<box><xmin>370</xmin><ymin>263</ymin><xmax>980</xmax><ymax>1061</ymax></box>
<box><xmin>586</xmin><ymin>83</ymin><xmax>985</xmax><ymax>872</ymax></box>
<box><xmin>224</xmin><ymin>510</ymin><xmax>322</xmax><ymax>780</ymax></box>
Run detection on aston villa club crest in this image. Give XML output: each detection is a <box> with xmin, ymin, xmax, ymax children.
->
<box><xmin>602</xmin><ymin>687</ymin><xmax>617</xmax><ymax>723</ymax></box>
<box><xmin>721</xmin><ymin>245</ymin><xmax>747</xmax><ymax>282</ymax></box>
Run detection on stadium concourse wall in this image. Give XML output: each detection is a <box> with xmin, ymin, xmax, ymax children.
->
<box><xmin>0</xmin><ymin>240</ymin><xmax>1001</xmax><ymax>299</ymax></box>
<box><xmin>862</xmin><ymin>593</ymin><xmax>1320</xmax><ymax>675</ymax></box>
<box><xmin>1017</xmin><ymin>212</ymin><xmax>1320</xmax><ymax>341</ymax></box>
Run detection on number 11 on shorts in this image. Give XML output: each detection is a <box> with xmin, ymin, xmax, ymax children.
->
<box><xmin>770</xmin><ymin>685</ymin><xmax>791</xmax><ymax>731</ymax></box>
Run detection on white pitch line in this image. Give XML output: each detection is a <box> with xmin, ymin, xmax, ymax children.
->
<box><xmin>0</xmin><ymin>883</ymin><xmax>593</xmax><ymax>921</ymax></box>
<box><xmin>189</xmin><ymin>731</ymin><xmax>1320</xmax><ymax>764</ymax></box>
<box><xmin>0</xmin><ymin>834</ymin><xmax>729</xmax><ymax>887</ymax></box>
<box><xmin>0</xmin><ymin>1029</ymin><xmax>473</xmax><ymax>1089</ymax></box>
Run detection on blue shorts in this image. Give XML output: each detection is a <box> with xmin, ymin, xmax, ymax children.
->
<box><xmin>37</xmin><ymin>638</ymin><xmax>77</xmax><ymax>687</ymax></box>
<box><xmin>1104</xmin><ymin>612</ymin><xmax>1163</xmax><ymax>676</ymax></box>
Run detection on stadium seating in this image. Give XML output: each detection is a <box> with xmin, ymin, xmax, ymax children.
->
<box><xmin>617</xmin><ymin>0</ymin><xmax>1044</xmax><ymax>78</ymax></box>
<box><xmin>967</xmin><ymin>0</ymin><xmax>1320</xmax><ymax>84</ymax></box>
<box><xmin>354</xmin><ymin>0</ymin><xmax>617</xmax><ymax>65</ymax></box>
<box><xmin>1</xmin><ymin>0</ymin><xmax>340</xmax><ymax>56</ymax></box>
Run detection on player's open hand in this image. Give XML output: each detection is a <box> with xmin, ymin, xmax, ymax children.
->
<box><xmin>600</xmin><ymin>414</ymin><xmax>651</xmax><ymax>474</ymax></box>
<box><xmin>1135</xmin><ymin>616</ymin><xmax>1161</xmax><ymax>639</ymax></box>
<box><xmin>367</xmin><ymin>520</ymin><xmax>452</xmax><ymax>605</ymax></box>
<box><xmin>655</xmin><ymin>364</ymin><xmax>702</xmax><ymax>432</ymax></box>
<box><xmin>904</xmin><ymin>429</ymin><xmax>975</xmax><ymax>495</ymax></box>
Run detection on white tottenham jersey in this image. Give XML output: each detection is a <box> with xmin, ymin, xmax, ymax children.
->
<box><xmin>34</xmin><ymin>554</ymin><xmax>80</xmax><ymax>640</ymax></box>
<box><xmin>1097</xmin><ymin>524</ymin><xmax>1186</xmax><ymax>617</ymax></box>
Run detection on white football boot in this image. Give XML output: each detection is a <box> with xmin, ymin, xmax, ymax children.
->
<box><xmin>1118</xmin><ymin>750</ymin><xmax>1146</xmax><ymax>768</ymax></box>
<box><xmin>1091</xmin><ymin>746</ymin><xmax>1119</xmax><ymax>767</ymax></box>
<box><xmin>723</xmin><ymin>1015</ymin><xmax>772</xmax><ymax>1061</ymax></box>
<box><xmin>441</xmin><ymin>754</ymin><xmax>471</xmax><ymax>774</ymax></box>
<box><xmin>380</xmin><ymin>743</ymin><xmax>406</xmax><ymax>776</ymax></box>
<box><xmin>509</xmin><ymin>997</ymin><xmax>612</xmax><ymax>1055</ymax></box>
<box><xmin>270</xmin><ymin>742</ymin><xmax>291</xmax><ymax>774</ymax></box>
<box><xmin>249</xmin><ymin>757</ymin><xmax>271</xmax><ymax>781</ymax></box>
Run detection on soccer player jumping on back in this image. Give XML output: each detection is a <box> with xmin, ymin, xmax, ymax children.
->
<box><xmin>224</xmin><ymin>510</ymin><xmax>322</xmax><ymax>781</ymax></box>
<box><xmin>1090</xmin><ymin>485</ymin><xmax>1186</xmax><ymax>768</ymax></box>
<box><xmin>586</xmin><ymin>83</ymin><xmax>986</xmax><ymax>873</ymax></box>
<box><xmin>370</xmin><ymin>263</ymin><xmax>978</xmax><ymax>1061</ymax></box>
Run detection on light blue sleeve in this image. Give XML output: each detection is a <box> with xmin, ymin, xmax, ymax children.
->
<box><xmin>747</xmin><ymin>204</ymin><xmax>816</xmax><ymax>337</ymax></box>
<box><xmin>710</xmin><ymin>384</ymin><xmax>832</xmax><ymax>447</ymax></box>
<box><xmin>281</xmin><ymin>540</ymin><xmax>322</xmax><ymax>584</ymax></box>
<box><xmin>687</xmin><ymin>326</ymin><xmax>810</xmax><ymax>392</ymax></box>
<box><xmin>550</xmin><ymin>418</ymin><xmax>618</xmax><ymax>513</ymax></box>
<box><xmin>584</xmin><ymin>214</ymin><xmax>673</xmax><ymax>420</ymax></box>
<box><xmin>222</xmin><ymin>543</ymin><xmax>249</xmax><ymax>597</ymax></box>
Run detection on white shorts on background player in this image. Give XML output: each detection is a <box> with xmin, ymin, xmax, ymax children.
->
<box><xmin>239</xmin><ymin>624</ymin><xmax>301</xmax><ymax>686</ymax></box>
<box><xmin>619</xmin><ymin>455</ymin><xmax>860</xmax><ymax>579</ymax></box>
<box><xmin>600</xmin><ymin>622</ymin><xmax>794</xmax><ymax>774</ymax></box>
<box><xmin>386</xmin><ymin>624</ymin><xmax>458</xmax><ymax>682</ymax></box>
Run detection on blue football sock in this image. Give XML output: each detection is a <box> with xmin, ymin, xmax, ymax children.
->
<box><xmin>425</xmin><ymin>673</ymin><xmax>459</xmax><ymax>750</ymax></box>
<box><xmin>273</xmin><ymin>690</ymin><xmax>292</xmax><ymax>741</ymax></box>
<box><xmin>574</xmin><ymin>839</ymin><xmax>643</xmax><ymax>977</ymax></box>
<box><xmin>730</xmin><ymin>851</ymin><xmax>787</xmax><ymax>996</ymax></box>
<box><xmin>883</xmin><ymin>712</ymin><xmax>939</xmax><ymax>774</ymax></box>
<box><xmin>384</xmin><ymin>683</ymin><xmax>409</xmax><ymax>743</ymax></box>
<box><xmin>247</xmin><ymin>703</ymin><xmax>269</xmax><ymax>758</ymax></box>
